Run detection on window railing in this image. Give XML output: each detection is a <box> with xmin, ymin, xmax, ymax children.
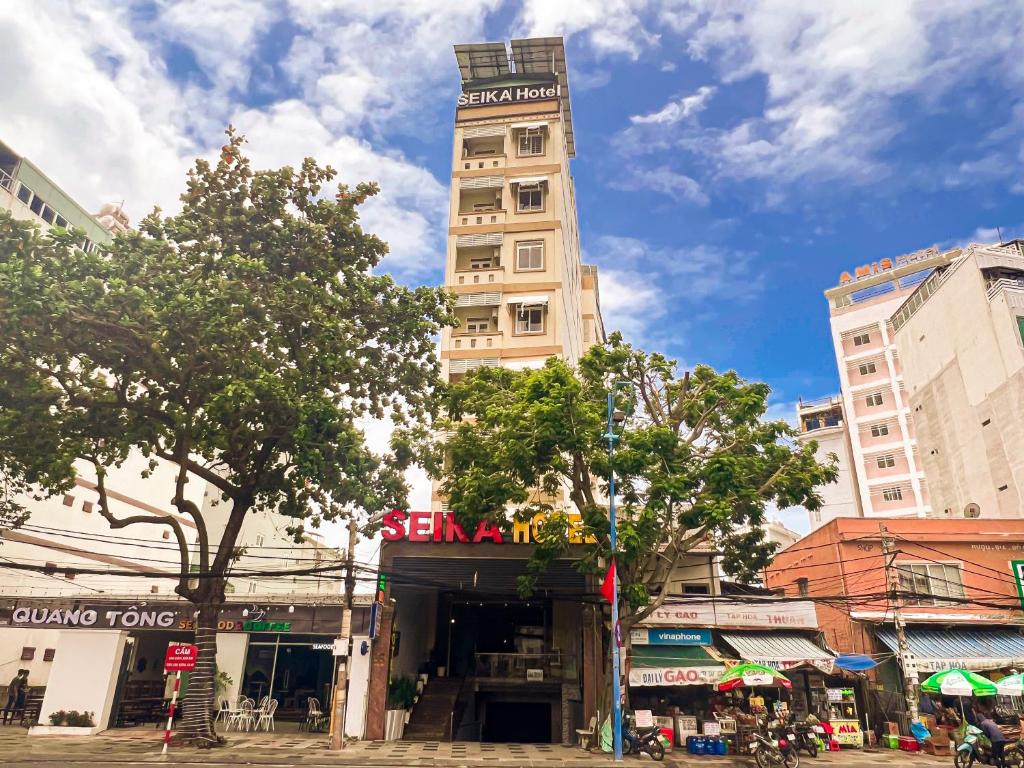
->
<box><xmin>0</xmin><ymin>167</ymin><xmax>14</xmax><ymax>193</ymax></box>
<box><xmin>473</xmin><ymin>652</ymin><xmax>570</xmax><ymax>681</ymax></box>
<box><xmin>986</xmin><ymin>277</ymin><xmax>1024</xmax><ymax>300</ymax></box>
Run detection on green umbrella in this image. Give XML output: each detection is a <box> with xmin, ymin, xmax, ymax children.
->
<box><xmin>919</xmin><ymin>669</ymin><xmax>997</xmax><ymax>698</ymax></box>
<box><xmin>717</xmin><ymin>662</ymin><xmax>793</xmax><ymax>692</ymax></box>
<box><xmin>996</xmin><ymin>673</ymin><xmax>1024</xmax><ymax>697</ymax></box>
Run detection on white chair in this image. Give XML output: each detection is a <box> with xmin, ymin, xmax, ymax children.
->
<box><xmin>576</xmin><ymin>713</ymin><xmax>598</xmax><ymax>749</ymax></box>
<box><xmin>257</xmin><ymin>699</ymin><xmax>278</xmax><ymax>731</ymax></box>
<box><xmin>227</xmin><ymin>698</ymin><xmax>255</xmax><ymax>732</ymax></box>
<box><xmin>213</xmin><ymin>699</ymin><xmax>231</xmax><ymax>726</ymax></box>
<box><xmin>304</xmin><ymin>697</ymin><xmax>326</xmax><ymax>732</ymax></box>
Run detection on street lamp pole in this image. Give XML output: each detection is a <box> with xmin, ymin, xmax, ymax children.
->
<box><xmin>606</xmin><ymin>388</ymin><xmax>624</xmax><ymax>762</ymax></box>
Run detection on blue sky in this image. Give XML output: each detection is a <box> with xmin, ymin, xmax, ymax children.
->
<box><xmin>2</xmin><ymin>1</ymin><xmax>1023</xmax><ymax>533</ymax></box>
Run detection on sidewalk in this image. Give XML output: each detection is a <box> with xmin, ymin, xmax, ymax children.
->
<box><xmin>0</xmin><ymin>726</ymin><xmax>953</xmax><ymax>767</ymax></box>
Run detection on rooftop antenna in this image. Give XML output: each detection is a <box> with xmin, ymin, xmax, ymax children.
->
<box><xmin>997</xmin><ymin>225</ymin><xmax>1004</xmax><ymax>244</ymax></box>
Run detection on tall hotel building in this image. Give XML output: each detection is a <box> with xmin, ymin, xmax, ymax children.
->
<box><xmin>798</xmin><ymin>247</ymin><xmax>959</xmax><ymax>527</ymax></box>
<box><xmin>365</xmin><ymin>39</ymin><xmax>610</xmax><ymax>745</ymax></box>
<box><xmin>440</xmin><ymin>39</ymin><xmax>604</xmax><ymax>384</ymax></box>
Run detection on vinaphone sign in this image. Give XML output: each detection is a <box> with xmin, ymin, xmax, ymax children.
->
<box><xmin>381</xmin><ymin>509</ymin><xmax>595</xmax><ymax>545</ymax></box>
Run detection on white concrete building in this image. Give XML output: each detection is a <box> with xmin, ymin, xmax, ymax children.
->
<box><xmin>889</xmin><ymin>240</ymin><xmax>1024</xmax><ymax>519</ymax></box>
<box><xmin>796</xmin><ymin>395</ymin><xmax>863</xmax><ymax>529</ymax></box>
<box><xmin>816</xmin><ymin>246</ymin><xmax>960</xmax><ymax>521</ymax></box>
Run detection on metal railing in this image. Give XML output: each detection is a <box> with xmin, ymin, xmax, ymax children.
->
<box><xmin>0</xmin><ymin>167</ymin><xmax>15</xmax><ymax>193</ymax></box>
<box><xmin>986</xmin><ymin>277</ymin><xmax>1024</xmax><ymax>300</ymax></box>
<box><xmin>473</xmin><ymin>651</ymin><xmax>568</xmax><ymax>680</ymax></box>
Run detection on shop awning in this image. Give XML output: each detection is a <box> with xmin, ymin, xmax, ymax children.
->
<box><xmin>630</xmin><ymin>645</ymin><xmax>721</xmax><ymax>668</ymax></box>
<box><xmin>876</xmin><ymin>627</ymin><xmax>1024</xmax><ymax>673</ymax></box>
<box><xmin>509</xmin><ymin>175</ymin><xmax>548</xmax><ymax>186</ymax></box>
<box><xmin>720</xmin><ymin>632</ymin><xmax>834</xmax><ymax>671</ymax></box>
<box><xmin>628</xmin><ymin>645</ymin><xmax>725</xmax><ymax>687</ymax></box>
<box><xmin>506</xmin><ymin>295</ymin><xmax>549</xmax><ymax>307</ymax></box>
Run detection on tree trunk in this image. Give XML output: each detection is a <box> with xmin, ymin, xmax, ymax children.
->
<box><xmin>179</xmin><ymin>602</ymin><xmax>221</xmax><ymax>747</ymax></box>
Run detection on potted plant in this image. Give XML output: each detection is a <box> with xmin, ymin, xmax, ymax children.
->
<box><xmin>35</xmin><ymin>709</ymin><xmax>96</xmax><ymax>736</ymax></box>
<box><xmin>385</xmin><ymin>677</ymin><xmax>417</xmax><ymax>739</ymax></box>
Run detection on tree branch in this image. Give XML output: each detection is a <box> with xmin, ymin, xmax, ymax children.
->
<box><xmin>91</xmin><ymin>460</ymin><xmax>194</xmax><ymax>599</ymax></box>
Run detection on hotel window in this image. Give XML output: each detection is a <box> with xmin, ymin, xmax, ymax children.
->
<box><xmin>865</xmin><ymin>392</ymin><xmax>884</xmax><ymax>407</ymax></box>
<box><xmin>517</xmin><ymin>183</ymin><xmax>543</xmax><ymax>212</ymax></box>
<box><xmin>516</xmin><ymin>240</ymin><xmax>544</xmax><ymax>271</ymax></box>
<box><xmin>43</xmin><ymin>649</ymin><xmax>55</xmax><ymax>662</ymax></box>
<box><xmin>870</xmin><ymin>423</ymin><xmax>889</xmax><ymax>437</ymax></box>
<box><xmin>470</xmin><ymin>257</ymin><xmax>493</xmax><ymax>270</ymax></box>
<box><xmin>255</xmin><ymin>534</ymin><xmax>265</xmax><ymax>547</ymax></box>
<box><xmin>852</xmin><ymin>332</ymin><xmax>871</xmax><ymax>346</ymax></box>
<box><xmin>518</xmin><ymin>128</ymin><xmax>544</xmax><ymax>156</ymax></box>
<box><xmin>1017</xmin><ymin>316</ymin><xmax>1024</xmax><ymax>345</ymax></box>
<box><xmin>897</xmin><ymin>562</ymin><xmax>965</xmax><ymax>605</ymax></box>
<box><xmin>881</xmin><ymin>486</ymin><xmax>903</xmax><ymax>502</ymax></box>
<box><xmin>21</xmin><ymin>647</ymin><xmax>35</xmax><ymax>661</ymax></box>
<box><xmin>16</xmin><ymin>183</ymin><xmax>32</xmax><ymax>205</ymax></box>
<box><xmin>797</xmin><ymin>578</ymin><xmax>809</xmax><ymax>597</ymax></box>
<box><xmin>466</xmin><ymin>317</ymin><xmax>491</xmax><ymax>334</ymax></box>
<box><xmin>876</xmin><ymin>454</ymin><xmax>896</xmax><ymax>469</ymax></box>
<box><xmin>858</xmin><ymin>361</ymin><xmax>877</xmax><ymax>375</ymax></box>
<box><xmin>682</xmin><ymin>584</ymin><xmax>710</xmax><ymax>595</ymax></box>
<box><xmin>515</xmin><ymin>307</ymin><xmax>544</xmax><ymax>334</ymax></box>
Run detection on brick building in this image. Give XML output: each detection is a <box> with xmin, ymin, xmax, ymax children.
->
<box><xmin>766</xmin><ymin>518</ymin><xmax>1024</xmax><ymax>725</ymax></box>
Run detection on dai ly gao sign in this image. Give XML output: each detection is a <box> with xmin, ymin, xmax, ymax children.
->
<box><xmin>164</xmin><ymin>644</ymin><xmax>198</xmax><ymax>673</ymax></box>
<box><xmin>381</xmin><ymin>509</ymin><xmax>596</xmax><ymax>545</ymax></box>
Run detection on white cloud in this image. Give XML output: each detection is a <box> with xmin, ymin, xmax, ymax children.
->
<box><xmin>516</xmin><ymin>0</ymin><xmax>655</xmax><ymax>58</ymax></box>
<box><xmin>610</xmin><ymin>165</ymin><xmax>709</xmax><ymax>205</ymax></box>
<box><xmin>588</xmin><ymin>235</ymin><xmax>763</xmax><ymax>346</ymax></box>
<box><xmin>596</xmin><ymin>269</ymin><xmax>667</xmax><ymax>345</ymax></box>
<box><xmin>630</xmin><ymin>85</ymin><xmax>715</xmax><ymax>125</ymax></box>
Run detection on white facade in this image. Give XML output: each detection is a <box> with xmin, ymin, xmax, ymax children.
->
<box><xmin>890</xmin><ymin>241</ymin><xmax>1024</xmax><ymax>519</ymax></box>
<box><xmin>819</xmin><ymin>247</ymin><xmax>960</xmax><ymax>520</ymax></box>
<box><xmin>796</xmin><ymin>396</ymin><xmax>862</xmax><ymax>529</ymax></box>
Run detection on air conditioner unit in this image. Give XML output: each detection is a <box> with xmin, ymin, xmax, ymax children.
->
<box><xmin>964</xmin><ymin>502</ymin><xmax>981</xmax><ymax>519</ymax></box>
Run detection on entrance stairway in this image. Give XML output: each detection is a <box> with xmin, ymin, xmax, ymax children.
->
<box><xmin>403</xmin><ymin>678</ymin><xmax>464</xmax><ymax>741</ymax></box>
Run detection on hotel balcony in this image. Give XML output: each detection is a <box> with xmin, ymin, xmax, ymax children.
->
<box><xmin>460</xmin><ymin>128</ymin><xmax>506</xmax><ymax>171</ymax></box>
<box><xmin>451</xmin><ymin>331</ymin><xmax>502</xmax><ymax>351</ymax></box>
<box><xmin>453</xmin><ymin>267</ymin><xmax>504</xmax><ymax>286</ymax></box>
<box><xmin>796</xmin><ymin>395</ymin><xmax>843</xmax><ymax>434</ymax></box>
<box><xmin>457</xmin><ymin>209</ymin><xmax>506</xmax><ymax>227</ymax></box>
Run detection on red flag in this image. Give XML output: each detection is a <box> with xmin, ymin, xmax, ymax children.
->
<box><xmin>601</xmin><ymin>560</ymin><xmax>617</xmax><ymax>603</ymax></box>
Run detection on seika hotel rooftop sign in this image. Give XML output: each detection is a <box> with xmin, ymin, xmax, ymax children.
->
<box><xmin>458</xmin><ymin>83</ymin><xmax>560</xmax><ymax>108</ymax></box>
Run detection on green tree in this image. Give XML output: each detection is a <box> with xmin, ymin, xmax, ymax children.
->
<box><xmin>0</xmin><ymin>129</ymin><xmax>453</xmax><ymax>745</ymax></box>
<box><xmin>425</xmin><ymin>334</ymin><xmax>837</xmax><ymax>690</ymax></box>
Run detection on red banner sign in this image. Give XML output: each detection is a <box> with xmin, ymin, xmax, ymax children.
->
<box><xmin>164</xmin><ymin>643</ymin><xmax>198</xmax><ymax>672</ymax></box>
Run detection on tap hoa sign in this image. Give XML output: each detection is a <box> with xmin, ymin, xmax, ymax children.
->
<box><xmin>381</xmin><ymin>509</ymin><xmax>596</xmax><ymax>545</ymax></box>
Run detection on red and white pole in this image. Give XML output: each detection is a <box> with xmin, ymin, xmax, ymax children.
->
<box><xmin>162</xmin><ymin>670</ymin><xmax>181</xmax><ymax>756</ymax></box>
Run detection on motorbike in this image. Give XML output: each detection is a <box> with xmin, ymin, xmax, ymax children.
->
<box><xmin>789</xmin><ymin>721</ymin><xmax>820</xmax><ymax>758</ymax></box>
<box><xmin>751</xmin><ymin>729</ymin><xmax>800</xmax><ymax>768</ymax></box>
<box><xmin>621</xmin><ymin>715</ymin><xmax>666</xmax><ymax>761</ymax></box>
<box><xmin>956</xmin><ymin>725</ymin><xmax>1023</xmax><ymax>768</ymax></box>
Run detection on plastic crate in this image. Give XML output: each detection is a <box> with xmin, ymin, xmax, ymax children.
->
<box><xmin>899</xmin><ymin>736</ymin><xmax>920</xmax><ymax>752</ymax></box>
<box><xmin>884</xmin><ymin>734</ymin><xmax>900</xmax><ymax>749</ymax></box>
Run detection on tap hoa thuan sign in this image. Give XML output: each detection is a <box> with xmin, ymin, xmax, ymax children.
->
<box><xmin>381</xmin><ymin>509</ymin><xmax>595</xmax><ymax>545</ymax></box>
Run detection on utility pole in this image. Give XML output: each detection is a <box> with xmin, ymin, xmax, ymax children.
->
<box><xmin>880</xmin><ymin>524</ymin><xmax>919</xmax><ymax>724</ymax></box>
<box><xmin>329</xmin><ymin>517</ymin><xmax>358</xmax><ymax>750</ymax></box>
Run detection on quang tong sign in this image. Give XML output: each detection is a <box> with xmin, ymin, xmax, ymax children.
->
<box><xmin>381</xmin><ymin>509</ymin><xmax>596</xmax><ymax>545</ymax></box>
<box><xmin>458</xmin><ymin>84</ymin><xmax>560</xmax><ymax>108</ymax></box>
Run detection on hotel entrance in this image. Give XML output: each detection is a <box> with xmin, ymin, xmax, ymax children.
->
<box><xmin>379</xmin><ymin>543</ymin><xmax>603</xmax><ymax>744</ymax></box>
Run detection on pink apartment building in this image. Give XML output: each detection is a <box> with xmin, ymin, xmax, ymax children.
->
<box><xmin>798</xmin><ymin>246</ymin><xmax>960</xmax><ymax>527</ymax></box>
